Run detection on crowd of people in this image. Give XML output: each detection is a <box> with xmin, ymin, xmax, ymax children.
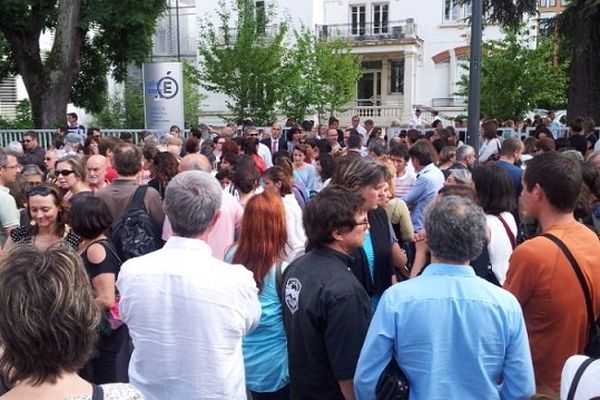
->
<box><xmin>0</xmin><ymin>112</ymin><xmax>598</xmax><ymax>399</ymax></box>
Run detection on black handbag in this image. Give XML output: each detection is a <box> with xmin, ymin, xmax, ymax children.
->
<box><xmin>375</xmin><ymin>358</ymin><xmax>409</xmax><ymax>400</ymax></box>
<box><xmin>543</xmin><ymin>234</ymin><xmax>600</xmax><ymax>358</ymax></box>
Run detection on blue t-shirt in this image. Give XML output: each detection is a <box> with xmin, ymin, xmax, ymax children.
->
<box><xmin>363</xmin><ymin>231</ymin><xmax>380</xmax><ymax>311</ymax></box>
<box><xmin>243</xmin><ymin>264</ymin><xmax>289</xmax><ymax>392</ymax></box>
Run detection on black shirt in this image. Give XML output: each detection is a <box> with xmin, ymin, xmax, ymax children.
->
<box><xmin>281</xmin><ymin>247</ymin><xmax>371</xmax><ymax>400</ymax></box>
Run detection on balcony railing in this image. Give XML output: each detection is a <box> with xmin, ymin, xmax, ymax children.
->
<box><xmin>431</xmin><ymin>97</ymin><xmax>467</xmax><ymax>108</ymax></box>
<box><xmin>216</xmin><ymin>25</ymin><xmax>281</xmax><ymax>45</ymax></box>
<box><xmin>316</xmin><ymin>19</ymin><xmax>417</xmax><ymax>42</ymax></box>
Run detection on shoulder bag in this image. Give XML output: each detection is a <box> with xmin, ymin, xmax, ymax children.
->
<box><xmin>542</xmin><ymin>233</ymin><xmax>600</xmax><ymax>358</ymax></box>
<box><xmin>376</xmin><ymin>358</ymin><xmax>409</xmax><ymax>400</ymax></box>
<box><xmin>566</xmin><ymin>357</ymin><xmax>597</xmax><ymax>400</ymax></box>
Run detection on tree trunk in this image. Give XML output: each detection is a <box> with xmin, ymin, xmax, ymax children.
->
<box><xmin>566</xmin><ymin>13</ymin><xmax>600</xmax><ymax>125</ymax></box>
<box><xmin>2</xmin><ymin>0</ymin><xmax>85</xmax><ymax>128</ymax></box>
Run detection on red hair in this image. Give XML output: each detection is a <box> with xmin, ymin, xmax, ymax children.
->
<box><xmin>232</xmin><ymin>192</ymin><xmax>287</xmax><ymax>289</ymax></box>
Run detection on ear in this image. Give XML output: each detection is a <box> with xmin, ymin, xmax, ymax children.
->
<box><xmin>533</xmin><ymin>183</ymin><xmax>544</xmax><ymax>201</ymax></box>
<box><xmin>331</xmin><ymin>228</ymin><xmax>344</xmax><ymax>242</ymax></box>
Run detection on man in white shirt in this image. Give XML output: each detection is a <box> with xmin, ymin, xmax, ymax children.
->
<box><xmin>0</xmin><ymin>150</ymin><xmax>19</xmax><ymax>245</ymax></box>
<box><xmin>411</xmin><ymin>109</ymin><xmax>423</xmax><ymax>128</ymax></box>
<box><xmin>245</xmin><ymin>126</ymin><xmax>273</xmax><ymax>167</ymax></box>
<box><xmin>349</xmin><ymin>115</ymin><xmax>367</xmax><ymax>145</ymax></box>
<box><xmin>117</xmin><ymin>170</ymin><xmax>261</xmax><ymax>400</ymax></box>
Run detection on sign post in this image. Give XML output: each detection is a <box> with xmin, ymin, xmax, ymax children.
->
<box><xmin>143</xmin><ymin>62</ymin><xmax>184</xmax><ymax>131</ymax></box>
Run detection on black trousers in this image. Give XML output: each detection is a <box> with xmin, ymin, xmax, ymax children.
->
<box><xmin>81</xmin><ymin>324</ymin><xmax>131</xmax><ymax>384</ymax></box>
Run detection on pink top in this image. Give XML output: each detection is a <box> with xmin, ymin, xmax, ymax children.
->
<box><xmin>162</xmin><ymin>190</ymin><xmax>243</xmax><ymax>260</ymax></box>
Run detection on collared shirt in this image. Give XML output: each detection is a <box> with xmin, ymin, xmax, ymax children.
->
<box><xmin>117</xmin><ymin>237</ymin><xmax>261</xmax><ymax>400</ymax></box>
<box><xmin>0</xmin><ymin>186</ymin><xmax>19</xmax><ymax>230</ymax></box>
<box><xmin>20</xmin><ymin>145</ymin><xmax>45</xmax><ymax>169</ymax></box>
<box><xmin>258</xmin><ymin>142</ymin><xmax>273</xmax><ymax>168</ymax></box>
<box><xmin>354</xmin><ymin>264</ymin><xmax>535</xmax><ymax>400</ymax></box>
<box><xmin>403</xmin><ymin>163</ymin><xmax>445</xmax><ymax>232</ymax></box>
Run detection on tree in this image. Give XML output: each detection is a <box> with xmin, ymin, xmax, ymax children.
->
<box><xmin>0</xmin><ymin>0</ymin><xmax>167</xmax><ymax>128</ymax></box>
<box><xmin>183</xmin><ymin>61</ymin><xmax>204</xmax><ymax>128</ymax></box>
<box><xmin>555</xmin><ymin>1</ymin><xmax>600</xmax><ymax>124</ymax></box>
<box><xmin>0</xmin><ymin>99</ymin><xmax>34</xmax><ymax>129</ymax></box>
<box><xmin>456</xmin><ymin>28</ymin><xmax>567</xmax><ymax>120</ymax></box>
<box><xmin>281</xmin><ymin>28</ymin><xmax>361</xmax><ymax>122</ymax></box>
<box><xmin>198</xmin><ymin>0</ymin><xmax>289</xmax><ymax>125</ymax></box>
<box><xmin>458</xmin><ymin>0</ymin><xmax>600</xmax><ymax>124</ymax></box>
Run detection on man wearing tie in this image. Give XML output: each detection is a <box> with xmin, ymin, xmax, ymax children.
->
<box><xmin>261</xmin><ymin>122</ymin><xmax>287</xmax><ymax>155</ymax></box>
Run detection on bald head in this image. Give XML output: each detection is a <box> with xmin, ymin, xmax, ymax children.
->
<box><xmin>179</xmin><ymin>153</ymin><xmax>211</xmax><ymax>173</ymax></box>
<box><xmin>86</xmin><ymin>155</ymin><xmax>108</xmax><ymax>186</ymax></box>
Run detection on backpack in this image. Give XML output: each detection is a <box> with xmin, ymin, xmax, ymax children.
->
<box><xmin>110</xmin><ymin>186</ymin><xmax>163</xmax><ymax>261</ymax></box>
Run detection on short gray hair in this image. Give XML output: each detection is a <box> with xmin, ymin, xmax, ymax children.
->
<box><xmin>456</xmin><ymin>145</ymin><xmax>475</xmax><ymax>162</ymax></box>
<box><xmin>21</xmin><ymin>164</ymin><xmax>44</xmax><ymax>177</ymax></box>
<box><xmin>424</xmin><ymin>196</ymin><xmax>487</xmax><ymax>261</ymax></box>
<box><xmin>164</xmin><ymin>171</ymin><xmax>222</xmax><ymax>238</ymax></box>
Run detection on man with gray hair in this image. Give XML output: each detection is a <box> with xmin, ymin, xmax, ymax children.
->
<box><xmin>161</xmin><ymin>154</ymin><xmax>244</xmax><ymax>260</ymax></box>
<box><xmin>117</xmin><ymin>171</ymin><xmax>260</xmax><ymax>400</ymax></box>
<box><xmin>443</xmin><ymin>144</ymin><xmax>476</xmax><ymax>179</ymax></box>
<box><xmin>355</xmin><ymin>196</ymin><xmax>535</xmax><ymax>399</ymax></box>
<box><xmin>0</xmin><ymin>149</ymin><xmax>20</xmax><ymax>244</ymax></box>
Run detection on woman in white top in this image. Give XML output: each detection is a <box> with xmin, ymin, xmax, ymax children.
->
<box><xmin>262</xmin><ymin>167</ymin><xmax>307</xmax><ymax>263</ymax></box>
<box><xmin>478</xmin><ymin>120</ymin><xmax>503</xmax><ymax>163</ymax></box>
<box><xmin>0</xmin><ymin>246</ymin><xmax>142</xmax><ymax>400</ymax></box>
<box><xmin>472</xmin><ymin>164</ymin><xmax>518</xmax><ymax>285</ymax></box>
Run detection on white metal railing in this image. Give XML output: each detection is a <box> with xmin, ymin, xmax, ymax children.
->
<box><xmin>0</xmin><ymin>129</ymin><xmax>175</xmax><ymax>150</ymax></box>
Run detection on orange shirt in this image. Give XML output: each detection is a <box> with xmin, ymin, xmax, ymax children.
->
<box><xmin>504</xmin><ymin>222</ymin><xmax>600</xmax><ymax>393</ymax></box>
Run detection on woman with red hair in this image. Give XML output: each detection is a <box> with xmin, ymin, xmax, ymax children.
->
<box><xmin>226</xmin><ymin>192</ymin><xmax>290</xmax><ymax>399</ymax></box>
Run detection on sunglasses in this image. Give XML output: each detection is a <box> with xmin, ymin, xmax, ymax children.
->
<box><xmin>23</xmin><ymin>139</ymin><xmax>31</xmax><ymax>143</ymax></box>
<box><xmin>26</xmin><ymin>185</ymin><xmax>53</xmax><ymax>197</ymax></box>
<box><xmin>56</xmin><ymin>169</ymin><xmax>75</xmax><ymax>177</ymax></box>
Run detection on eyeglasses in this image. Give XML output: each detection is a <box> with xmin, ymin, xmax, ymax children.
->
<box><xmin>56</xmin><ymin>169</ymin><xmax>75</xmax><ymax>176</ymax></box>
<box><xmin>353</xmin><ymin>219</ymin><xmax>370</xmax><ymax>228</ymax></box>
<box><xmin>249</xmin><ymin>133</ymin><xmax>260</xmax><ymax>137</ymax></box>
<box><xmin>26</xmin><ymin>185</ymin><xmax>52</xmax><ymax>197</ymax></box>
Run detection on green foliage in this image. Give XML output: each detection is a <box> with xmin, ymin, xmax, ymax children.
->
<box><xmin>281</xmin><ymin>28</ymin><xmax>361</xmax><ymax>122</ymax></box>
<box><xmin>91</xmin><ymin>78</ymin><xmax>144</xmax><ymax>129</ymax></box>
<box><xmin>198</xmin><ymin>1</ymin><xmax>361</xmax><ymax>124</ymax></box>
<box><xmin>92</xmin><ymin>63</ymin><xmax>204</xmax><ymax>129</ymax></box>
<box><xmin>456</xmin><ymin>28</ymin><xmax>567</xmax><ymax>119</ymax></box>
<box><xmin>198</xmin><ymin>0</ymin><xmax>289</xmax><ymax>125</ymax></box>
<box><xmin>0</xmin><ymin>99</ymin><xmax>34</xmax><ymax>129</ymax></box>
<box><xmin>0</xmin><ymin>0</ymin><xmax>168</xmax><ymax>127</ymax></box>
<box><xmin>455</xmin><ymin>0</ymin><xmax>537</xmax><ymax>28</ymax></box>
<box><xmin>183</xmin><ymin>61</ymin><xmax>204</xmax><ymax>128</ymax></box>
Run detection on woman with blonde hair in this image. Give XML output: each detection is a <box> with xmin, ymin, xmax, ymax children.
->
<box><xmin>55</xmin><ymin>156</ymin><xmax>91</xmax><ymax>201</ymax></box>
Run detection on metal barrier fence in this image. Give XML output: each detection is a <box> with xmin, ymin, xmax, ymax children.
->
<box><xmin>0</xmin><ymin>129</ymin><xmax>174</xmax><ymax>149</ymax></box>
<box><xmin>2</xmin><ymin>126</ymin><xmax>600</xmax><ymax>151</ymax></box>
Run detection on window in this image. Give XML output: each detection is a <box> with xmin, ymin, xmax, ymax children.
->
<box><xmin>539</xmin><ymin>0</ymin><xmax>557</xmax><ymax>6</ymax></box>
<box><xmin>351</xmin><ymin>5</ymin><xmax>366</xmax><ymax>35</ymax></box>
<box><xmin>373</xmin><ymin>4</ymin><xmax>389</xmax><ymax>34</ymax></box>
<box><xmin>443</xmin><ymin>0</ymin><xmax>471</xmax><ymax>22</ymax></box>
<box><xmin>389</xmin><ymin>60</ymin><xmax>404</xmax><ymax>94</ymax></box>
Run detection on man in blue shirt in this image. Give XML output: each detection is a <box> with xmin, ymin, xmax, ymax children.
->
<box><xmin>495</xmin><ymin>137</ymin><xmax>523</xmax><ymax>200</ymax></box>
<box><xmin>403</xmin><ymin>139</ymin><xmax>445</xmax><ymax>233</ymax></box>
<box><xmin>354</xmin><ymin>196</ymin><xmax>535</xmax><ymax>400</ymax></box>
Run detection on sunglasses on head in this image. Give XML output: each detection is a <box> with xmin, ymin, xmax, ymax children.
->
<box><xmin>26</xmin><ymin>185</ymin><xmax>53</xmax><ymax>197</ymax></box>
<box><xmin>55</xmin><ymin>169</ymin><xmax>75</xmax><ymax>177</ymax></box>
